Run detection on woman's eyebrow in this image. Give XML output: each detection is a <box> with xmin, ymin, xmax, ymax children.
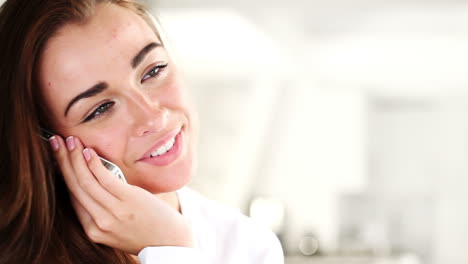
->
<box><xmin>131</xmin><ymin>42</ymin><xmax>161</xmax><ymax>69</ymax></box>
<box><xmin>64</xmin><ymin>42</ymin><xmax>161</xmax><ymax>117</ymax></box>
<box><xmin>64</xmin><ymin>82</ymin><xmax>108</xmax><ymax>117</ymax></box>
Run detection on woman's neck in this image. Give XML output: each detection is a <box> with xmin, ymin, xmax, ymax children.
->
<box><xmin>155</xmin><ymin>191</ymin><xmax>181</xmax><ymax>213</ymax></box>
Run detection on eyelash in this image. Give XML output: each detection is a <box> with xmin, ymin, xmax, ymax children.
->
<box><xmin>83</xmin><ymin>63</ymin><xmax>169</xmax><ymax>123</ymax></box>
<box><xmin>84</xmin><ymin>101</ymin><xmax>115</xmax><ymax>122</ymax></box>
<box><xmin>142</xmin><ymin>63</ymin><xmax>168</xmax><ymax>82</ymax></box>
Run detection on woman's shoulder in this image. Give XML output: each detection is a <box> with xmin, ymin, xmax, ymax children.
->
<box><xmin>177</xmin><ymin>187</ymin><xmax>283</xmax><ymax>261</ymax></box>
<box><xmin>177</xmin><ymin>187</ymin><xmax>257</xmax><ymax>230</ymax></box>
<box><xmin>141</xmin><ymin>187</ymin><xmax>284</xmax><ymax>264</ymax></box>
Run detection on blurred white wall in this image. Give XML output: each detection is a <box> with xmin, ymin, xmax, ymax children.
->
<box><xmin>151</xmin><ymin>1</ymin><xmax>468</xmax><ymax>263</ymax></box>
<box><xmin>434</xmin><ymin>97</ymin><xmax>468</xmax><ymax>264</ymax></box>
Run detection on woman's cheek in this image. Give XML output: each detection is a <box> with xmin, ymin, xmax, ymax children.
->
<box><xmin>82</xmin><ymin>127</ymin><xmax>125</xmax><ymax>159</ymax></box>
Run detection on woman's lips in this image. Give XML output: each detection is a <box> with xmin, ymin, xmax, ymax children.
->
<box><xmin>137</xmin><ymin>129</ymin><xmax>183</xmax><ymax>166</ymax></box>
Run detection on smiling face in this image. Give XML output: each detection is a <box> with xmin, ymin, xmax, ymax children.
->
<box><xmin>39</xmin><ymin>3</ymin><xmax>197</xmax><ymax>194</ymax></box>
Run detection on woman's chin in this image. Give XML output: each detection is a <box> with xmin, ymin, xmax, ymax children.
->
<box><xmin>140</xmin><ymin>176</ymin><xmax>191</xmax><ymax>194</ymax></box>
<box><xmin>126</xmin><ymin>163</ymin><xmax>194</xmax><ymax>194</ymax></box>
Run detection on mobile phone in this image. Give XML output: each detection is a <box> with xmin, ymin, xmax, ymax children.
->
<box><xmin>39</xmin><ymin>128</ymin><xmax>127</xmax><ymax>183</ymax></box>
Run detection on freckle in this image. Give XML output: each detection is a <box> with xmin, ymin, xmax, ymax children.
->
<box><xmin>128</xmin><ymin>213</ymin><xmax>135</xmax><ymax>221</ymax></box>
<box><xmin>48</xmin><ymin>82</ymin><xmax>51</xmax><ymax>86</ymax></box>
<box><xmin>111</xmin><ymin>28</ymin><xmax>119</xmax><ymax>39</ymax></box>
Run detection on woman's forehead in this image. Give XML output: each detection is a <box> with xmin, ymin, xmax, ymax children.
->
<box><xmin>44</xmin><ymin>4</ymin><xmax>154</xmax><ymax>62</ymax></box>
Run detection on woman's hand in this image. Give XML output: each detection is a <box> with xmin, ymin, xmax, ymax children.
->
<box><xmin>48</xmin><ymin>135</ymin><xmax>193</xmax><ymax>255</ymax></box>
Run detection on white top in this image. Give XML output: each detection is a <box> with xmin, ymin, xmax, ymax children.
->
<box><xmin>138</xmin><ymin>187</ymin><xmax>284</xmax><ymax>264</ymax></box>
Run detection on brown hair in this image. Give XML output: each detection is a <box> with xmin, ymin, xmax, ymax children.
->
<box><xmin>0</xmin><ymin>0</ymin><xmax>160</xmax><ymax>263</ymax></box>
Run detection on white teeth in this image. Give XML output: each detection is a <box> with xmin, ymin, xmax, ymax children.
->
<box><xmin>150</xmin><ymin>137</ymin><xmax>176</xmax><ymax>157</ymax></box>
<box><xmin>164</xmin><ymin>139</ymin><xmax>174</xmax><ymax>149</ymax></box>
<box><xmin>156</xmin><ymin>145</ymin><xmax>167</xmax><ymax>155</ymax></box>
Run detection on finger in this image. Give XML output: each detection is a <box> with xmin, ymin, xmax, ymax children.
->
<box><xmin>50</xmin><ymin>135</ymin><xmax>113</xmax><ymax>221</ymax></box>
<box><xmin>84</xmin><ymin>148</ymin><xmax>130</xmax><ymax>201</ymax></box>
<box><xmin>49</xmin><ymin>135</ymin><xmax>84</xmax><ymax>194</ymax></box>
<box><xmin>70</xmin><ymin>195</ymin><xmax>95</xmax><ymax>230</ymax></box>
<box><xmin>67</xmin><ymin>137</ymin><xmax>121</xmax><ymax>208</ymax></box>
<box><xmin>71</xmin><ymin>196</ymin><xmax>104</xmax><ymax>243</ymax></box>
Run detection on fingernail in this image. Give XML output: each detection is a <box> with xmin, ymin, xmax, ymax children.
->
<box><xmin>83</xmin><ymin>148</ymin><xmax>91</xmax><ymax>161</ymax></box>
<box><xmin>48</xmin><ymin>136</ymin><xmax>59</xmax><ymax>151</ymax></box>
<box><xmin>66</xmin><ymin>136</ymin><xmax>75</xmax><ymax>151</ymax></box>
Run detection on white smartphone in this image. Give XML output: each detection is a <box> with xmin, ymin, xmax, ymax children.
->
<box><xmin>39</xmin><ymin>128</ymin><xmax>127</xmax><ymax>183</ymax></box>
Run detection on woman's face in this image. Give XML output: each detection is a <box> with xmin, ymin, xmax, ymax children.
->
<box><xmin>39</xmin><ymin>3</ymin><xmax>197</xmax><ymax>194</ymax></box>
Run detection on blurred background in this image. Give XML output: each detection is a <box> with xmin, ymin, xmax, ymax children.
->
<box><xmin>2</xmin><ymin>0</ymin><xmax>465</xmax><ymax>262</ymax></box>
<box><xmin>144</xmin><ymin>0</ymin><xmax>468</xmax><ymax>263</ymax></box>
<box><xmin>142</xmin><ymin>0</ymin><xmax>468</xmax><ymax>263</ymax></box>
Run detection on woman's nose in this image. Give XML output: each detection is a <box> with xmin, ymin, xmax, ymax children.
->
<box><xmin>129</xmin><ymin>95</ymin><xmax>169</xmax><ymax>137</ymax></box>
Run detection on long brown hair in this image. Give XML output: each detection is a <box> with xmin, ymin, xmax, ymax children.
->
<box><xmin>0</xmin><ymin>0</ymin><xmax>161</xmax><ymax>263</ymax></box>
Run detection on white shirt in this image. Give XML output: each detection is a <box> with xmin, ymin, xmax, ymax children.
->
<box><xmin>138</xmin><ymin>187</ymin><xmax>284</xmax><ymax>264</ymax></box>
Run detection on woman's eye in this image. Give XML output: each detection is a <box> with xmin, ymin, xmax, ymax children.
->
<box><xmin>141</xmin><ymin>63</ymin><xmax>168</xmax><ymax>82</ymax></box>
<box><xmin>84</xmin><ymin>101</ymin><xmax>115</xmax><ymax>122</ymax></box>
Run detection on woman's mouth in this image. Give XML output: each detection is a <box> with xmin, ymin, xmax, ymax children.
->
<box><xmin>138</xmin><ymin>128</ymin><xmax>183</xmax><ymax>166</ymax></box>
<box><xmin>149</xmin><ymin>136</ymin><xmax>175</xmax><ymax>158</ymax></box>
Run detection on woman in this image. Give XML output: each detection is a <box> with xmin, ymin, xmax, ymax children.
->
<box><xmin>0</xmin><ymin>0</ymin><xmax>283</xmax><ymax>263</ymax></box>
